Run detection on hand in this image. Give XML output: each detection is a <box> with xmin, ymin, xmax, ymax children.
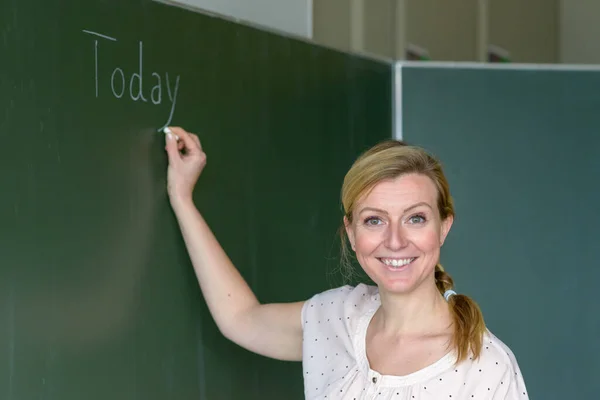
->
<box><xmin>164</xmin><ymin>126</ymin><xmax>207</xmax><ymax>204</ymax></box>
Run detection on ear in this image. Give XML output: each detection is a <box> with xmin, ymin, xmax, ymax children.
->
<box><xmin>344</xmin><ymin>216</ymin><xmax>356</xmax><ymax>251</ymax></box>
<box><xmin>439</xmin><ymin>215</ymin><xmax>453</xmax><ymax>247</ymax></box>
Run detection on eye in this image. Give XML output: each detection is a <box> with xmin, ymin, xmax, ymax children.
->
<box><xmin>408</xmin><ymin>214</ymin><xmax>426</xmax><ymax>224</ymax></box>
<box><xmin>363</xmin><ymin>216</ymin><xmax>383</xmax><ymax>226</ymax></box>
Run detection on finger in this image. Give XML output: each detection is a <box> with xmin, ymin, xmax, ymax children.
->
<box><xmin>164</xmin><ymin>130</ymin><xmax>181</xmax><ymax>165</ymax></box>
<box><xmin>190</xmin><ymin>133</ymin><xmax>202</xmax><ymax>151</ymax></box>
<box><xmin>167</xmin><ymin>126</ymin><xmax>199</xmax><ymax>154</ymax></box>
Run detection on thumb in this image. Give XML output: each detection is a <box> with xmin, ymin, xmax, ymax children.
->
<box><xmin>164</xmin><ymin>131</ymin><xmax>181</xmax><ymax>165</ymax></box>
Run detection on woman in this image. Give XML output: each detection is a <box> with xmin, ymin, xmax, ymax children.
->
<box><xmin>164</xmin><ymin>127</ymin><xmax>529</xmax><ymax>399</ymax></box>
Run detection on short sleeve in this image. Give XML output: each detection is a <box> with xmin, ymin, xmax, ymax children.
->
<box><xmin>301</xmin><ymin>284</ymin><xmax>377</xmax><ymax>399</ymax></box>
<box><xmin>300</xmin><ymin>285</ymin><xmax>359</xmax><ymax>356</ymax></box>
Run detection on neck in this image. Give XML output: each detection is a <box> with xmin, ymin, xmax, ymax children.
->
<box><xmin>375</xmin><ymin>279</ymin><xmax>451</xmax><ymax>337</ymax></box>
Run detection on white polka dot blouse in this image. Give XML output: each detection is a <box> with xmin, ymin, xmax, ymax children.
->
<box><xmin>301</xmin><ymin>284</ymin><xmax>529</xmax><ymax>399</ymax></box>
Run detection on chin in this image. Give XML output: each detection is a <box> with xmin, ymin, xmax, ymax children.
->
<box><xmin>368</xmin><ymin>267</ymin><xmax>429</xmax><ymax>296</ymax></box>
<box><xmin>365</xmin><ymin>272</ymin><xmax>416</xmax><ymax>294</ymax></box>
<box><xmin>378</xmin><ymin>280</ymin><xmax>417</xmax><ymax>295</ymax></box>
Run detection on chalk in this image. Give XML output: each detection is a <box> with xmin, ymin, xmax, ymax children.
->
<box><xmin>163</xmin><ymin>127</ymin><xmax>180</xmax><ymax>141</ymax></box>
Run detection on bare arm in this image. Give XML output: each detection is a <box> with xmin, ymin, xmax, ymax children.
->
<box><xmin>165</xmin><ymin>127</ymin><xmax>304</xmax><ymax>361</ymax></box>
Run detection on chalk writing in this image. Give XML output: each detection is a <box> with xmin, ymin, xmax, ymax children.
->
<box><xmin>82</xmin><ymin>30</ymin><xmax>180</xmax><ymax>131</ymax></box>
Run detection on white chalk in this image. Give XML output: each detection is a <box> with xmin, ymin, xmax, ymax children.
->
<box><xmin>163</xmin><ymin>127</ymin><xmax>180</xmax><ymax>141</ymax></box>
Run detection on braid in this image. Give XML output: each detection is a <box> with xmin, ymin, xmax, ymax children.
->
<box><xmin>435</xmin><ymin>264</ymin><xmax>486</xmax><ymax>363</ymax></box>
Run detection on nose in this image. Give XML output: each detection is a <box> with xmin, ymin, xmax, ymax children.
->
<box><xmin>384</xmin><ymin>221</ymin><xmax>408</xmax><ymax>251</ymax></box>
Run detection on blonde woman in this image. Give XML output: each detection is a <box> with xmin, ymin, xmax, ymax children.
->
<box><xmin>164</xmin><ymin>126</ymin><xmax>529</xmax><ymax>400</ymax></box>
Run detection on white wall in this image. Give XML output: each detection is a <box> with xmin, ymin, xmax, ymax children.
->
<box><xmin>167</xmin><ymin>0</ymin><xmax>313</xmax><ymax>38</ymax></box>
<box><xmin>560</xmin><ymin>0</ymin><xmax>600</xmax><ymax>64</ymax></box>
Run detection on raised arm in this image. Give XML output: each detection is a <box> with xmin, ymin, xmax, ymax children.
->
<box><xmin>164</xmin><ymin>127</ymin><xmax>304</xmax><ymax>361</ymax></box>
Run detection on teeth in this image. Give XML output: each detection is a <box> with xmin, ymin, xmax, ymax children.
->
<box><xmin>380</xmin><ymin>258</ymin><xmax>415</xmax><ymax>267</ymax></box>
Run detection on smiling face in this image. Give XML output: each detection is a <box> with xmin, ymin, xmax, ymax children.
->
<box><xmin>345</xmin><ymin>173</ymin><xmax>453</xmax><ymax>295</ymax></box>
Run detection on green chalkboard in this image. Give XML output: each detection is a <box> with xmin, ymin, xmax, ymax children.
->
<box><xmin>398</xmin><ymin>63</ymin><xmax>600</xmax><ymax>400</ymax></box>
<box><xmin>0</xmin><ymin>1</ymin><xmax>392</xmax><ymax>398</ymax></box>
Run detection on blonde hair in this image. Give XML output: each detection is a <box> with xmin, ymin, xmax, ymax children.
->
<box><xmin>339</xmin><ymin>139</ymin><xmax>486</xmax><ymax>363</ymax></box>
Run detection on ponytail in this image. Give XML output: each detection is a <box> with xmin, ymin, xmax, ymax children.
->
<box><xmin>435</xmin><ymin>264</ymin><xmax>486</xmax><ymax>363</ymax></box>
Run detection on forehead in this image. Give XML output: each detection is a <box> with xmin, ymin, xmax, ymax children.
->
<box><xmin>357</xmin><ymin>173</ymin><xmax>438</xmax><ymax>211</ymax></box>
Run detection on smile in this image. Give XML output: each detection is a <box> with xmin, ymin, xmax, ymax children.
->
<box><xmin>378</xmin><ymin>257</ymin><xmax>416</xmax><ymax>268</ymax></box>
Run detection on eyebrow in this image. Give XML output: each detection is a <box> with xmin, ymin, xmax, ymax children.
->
<box><xmin>357</xmin><ymin>202</ymin><xmax>433</xmax><ymax>215</ymax></box>
<box><xmin>358</xmin><ymin>206</ymin><xmax>389</xmax><ymax>215</ymax></box>
<box><xmin>403</xmin><ymin>202</ymin><xmax>433</xmax><ymax>213</ymax></box>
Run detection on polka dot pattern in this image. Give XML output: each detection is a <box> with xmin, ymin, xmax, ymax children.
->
<box><xmin>301</xmin><ymin>284</ymin><xmax>529</xmax><ymax>399</ymax></box>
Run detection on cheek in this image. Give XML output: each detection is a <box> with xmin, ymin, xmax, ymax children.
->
<box><xmin>418</xmin><ymin>230</ymin><xmax>443</xmax><ymax>250</ymax></box>
<box><xmin>353</xmin><ymin>229</ymin><xmax>384</xmax><ymax>254</ymax></box>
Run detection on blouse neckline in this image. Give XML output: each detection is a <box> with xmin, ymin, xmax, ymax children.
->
<box><xmin>353</xmin><ymin>291</ymin><xmax>458</xmax><ymax>387</ymax></box>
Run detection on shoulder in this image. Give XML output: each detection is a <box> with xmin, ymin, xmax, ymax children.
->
<box><xmin>460</xmin><ymin>329</ymin><xmax>529</xmax><ymax>399</ymax></box>
<box><xmin>478</xmin><ymin>330</ymin><xmax>524</xmax><ymax>378</ymax></box>
<box><xmin>301</xmin><ymin>283</ymin><xmax>379</xmax><ymax>344</ymax></box>
<box><xmin>301</xmin><ymin>283</ymin><xmax>378</xmax><ymax>327</ymax></box>
<box><xmin>303</xmin><ymin>283</ymin><xmax>379</xmax><ymax>305</ymax></box>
